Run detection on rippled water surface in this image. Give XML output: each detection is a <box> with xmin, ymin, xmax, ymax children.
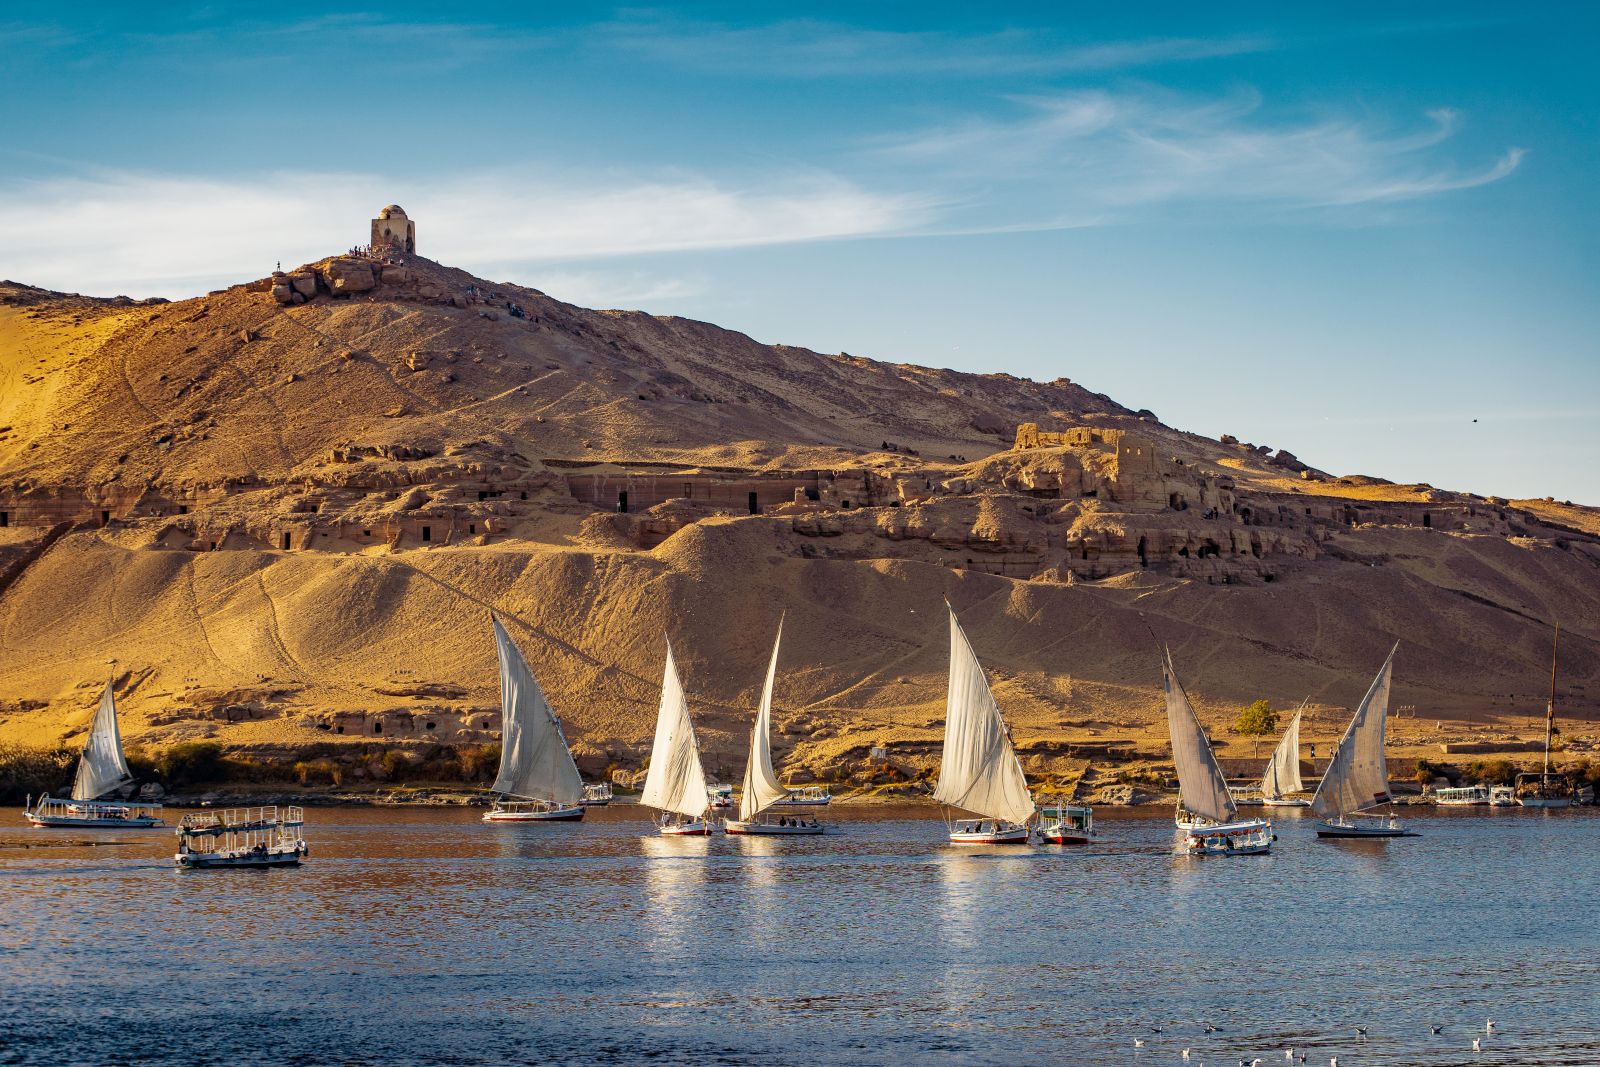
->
<box><xmin>3</xmin><ymin>804</ymin><xmax>1597</xmax><ymax>1066</ymax></box>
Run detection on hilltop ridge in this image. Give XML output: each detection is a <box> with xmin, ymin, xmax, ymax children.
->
<box><xmin>1</xmin><ymin>226</ymin><xmax>1597</xmax><ymax>788</ymax></box>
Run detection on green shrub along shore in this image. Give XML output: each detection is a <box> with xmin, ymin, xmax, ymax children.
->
<box><xmin>0</xmin><ymin>740</ymin><xmax>505</xmax><ymax>804</ymax></box>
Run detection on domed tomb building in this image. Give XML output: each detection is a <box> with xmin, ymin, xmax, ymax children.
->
<box><xmin>371</xmin><ymin>205</ymin><xmax>416</xmax><ymax>254</ymax></box>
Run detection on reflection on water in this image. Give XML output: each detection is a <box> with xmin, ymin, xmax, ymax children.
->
<box><xmin>3</xmin><ymin>805</ymin><xmax>1599</xmax><ymax>1065</ymax></box>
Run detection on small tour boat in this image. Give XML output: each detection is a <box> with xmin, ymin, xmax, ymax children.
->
<box><xmin>24</xmin><ymin>678</ymin><xmax>163</xmax><ymax>829</ymax></box>
<box><xmin>175</xmin><ymin>806</ymin><xmax>307</xmax><ymax>869</ymax></box>
<box><xmin>1515</xmin><ymin>626</ymin><xmax>1574</xmax><ymax>810</ymax></box>
<box><xmin>1316</xmin><ymin>812</ymin><xmax>1416</xmax><ymax>838</ymax></box>
<box><xmin>1038</xmin><ymin>802</ymin><xmax>1097</xmax><ymax>845</ymax></box>
<box><xmin>580</xmin><ymin>782</ymin><xmax>614</xmax><ymax>807</ymax></box>
<box><xmin>640</xmin><ymin>638</ymin><xmax>716</xmax><ymax>836</ymax></box>
<box><xmin>773</xmin><ymin>785</ymin><xmax>832</xmax><ymax>807</ymax></box>
<box><xmin>934</xmin><ymin>605</ymin><xmax>1038</xmax><ymax>846</ymax></box>
<box><xmin>725</xmin><ymin>812</ymin><xmax>824</xmax><ymax>835</ymax></box>
<box><xmin>1488</xmin><ymin>785</ymin><xmax>1518</xmax><ymax>807</ymax></box>
<box><xmin>481</xmin><ymin>615</ymin><xmax>587</xmax><ymax>823</ymax></box>
<box><xmin>27</xmin><ymin>796</ymin><xmax>164</xmax><ymax>828</ymax></box>
<box><xmin>1515</xmin><ymin>772</ymin><xmax>1573</xmax><ymax>809</ymax></box>
<box><xmin>724</xmin><ymin>617</ymin><xmax>831</xmax><ymax>837</ymax></box>
<box><xmin>948</xmin><ymin>818</ymin><xmax>1031</xmax><ymax>844</ymax></box>
<box><xmin>1183</xmin><ymin>820</ymin><xmax>1275</xmax><ymax>855</ymax></box>
<box><xmin>1163</xmin><ymin>649</ymin><xmax>1272</xmax><ymax>856</ymax></box>
<box><xmin>1311</xmin><ymin>646</ymin><xmax>1416</xmax><ymax>839</ymax></box>
<box><xmin>706</xmin><ymin>784</ymin><xmax>735</xmax><ymax>811</ymax></box>
<box><xmin>1434</xmin><ymin>784</ymin><xmax>1491</xmax><ymax>807</ymax></box>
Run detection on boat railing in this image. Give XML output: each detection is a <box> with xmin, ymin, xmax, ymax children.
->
<box><xmin>178</xmin><ymin>805</ymin><xmax>304</xmax><ymax>836</ymax></box>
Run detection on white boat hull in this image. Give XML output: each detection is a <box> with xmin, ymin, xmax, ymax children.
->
<box><xmin>1261</xmin><ymin>797</ymin><xmax>1310</xmax><ymax>808</ymax></box>
<box><xmin>1317</xmin><ymin>815</ymin><xmax>1417</xmax><ymax>838</ymax></box>
<box><xmin>1041</xmin><ymin>828</ymin><xmax>1096</xmax><ymax>845</ymax></box>
<box><xmin>27</xmin><ymin>812</ymin><xmax>163</xmax><ymax>828</ymax></box>
<box><xmin>659</xmin><ymin>819</ymin><xmax>713</xmax><ymax>836</ymax></box>
<box><xmin>1517</xmin><ymin>796</ymin><xmax>1573</xmax><ymax>810</ymax></box>
<box><xmin>177</xmin><ymin>845</ymin><xmax>306</xmax><ymax>869</ymax></box>
<box><xmin>949</xmin><ymin>823</ymin><xmax>1031</xmax><ymax>845</ymax></box>
<box><xmin>482</xmin><ymin>804</ymin><xmax>585</xmax><ymax>822</ymax></box>
<box><xmin>772</xmin><ymin>797</ymin><xmax>831</xmax><ymax>807</ymax></box>
<box><xmin>724</xmin><ymin>817</ymin><xmax>825</xmax><ymax>835</ymax></box>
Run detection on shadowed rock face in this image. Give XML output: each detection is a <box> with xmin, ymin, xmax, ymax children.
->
<box><xmin>0</xmin><ymin>262</ymin><xmax>1596</xmax><ymax>780</ymax></box>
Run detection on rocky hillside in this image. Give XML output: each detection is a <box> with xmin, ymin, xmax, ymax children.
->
<box><xmin>1</xmin><ymin>248</ymin><xmax>1596</xmax><ymax>784</ymax></box>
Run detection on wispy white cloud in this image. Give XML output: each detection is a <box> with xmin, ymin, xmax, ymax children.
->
<box><xmin>871</xmin><ymin>89</ymin><xmax>1525</xmax><ymax>227</ymax></box>
<box><xmin>0</xmin><ymin>88</ymin><xmax>1525</xmax><ymax>300</ymax></box>
<box><xmin>595</xmin><ymin>16</ymin><xmax>1269</xmax><ymax>77</ymax></box>
<box><xmin>0</xmin><ymin>168</ymin><xmax>935</xmax><ymax>298</ymax></box>
<box><xmin>519</xmin><ymin>269</ymin><xmax>708</xmax><ymax>310</ymax></box>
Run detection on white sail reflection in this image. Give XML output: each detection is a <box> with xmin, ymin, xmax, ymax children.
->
<box><xmin>639</xmin><ymin>833</ymin><xmax>711</xmax><ymax>958</ymax></box>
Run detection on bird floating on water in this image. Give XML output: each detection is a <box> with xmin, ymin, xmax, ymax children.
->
<box><xmin>1133</xmin><ymin>1038</ymin><xmax>1145</xmax><ymax>1048</ymax></box>
<box><xmin>1181</xmin><ymin>1051</ymin><xmax>1190</xmax><ymax>1062</ymax></box>
<box><xmin>1486</xmin><ymin>1019</ymin><xmax>1496</xmax><ymax>1033</ymax></box>
<box><xmin>1285</xmin><ymin>1050</ymin><xmax>1294</xmax><ymax>1061</ymax></box>
<box><xmin>1431</xmin><ymin>1026</ymin><xmax>1442</xmax><ymax>1035</ymax></box>
<box><xmin>1473</xmin><ymin>1037</ymin><xmax>1482</xmax><ymax>1052</ymax></box>
<box><xmin>1355</xmin><ymin>1026</ymin><xmax>1367</xmax><ymax>1038</ymax></box>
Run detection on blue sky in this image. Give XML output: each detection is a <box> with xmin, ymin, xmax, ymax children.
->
<box><xmin>3</xmin><ymin>4</ymin><xmax>1596</xmax><ymax>502</ymax></box>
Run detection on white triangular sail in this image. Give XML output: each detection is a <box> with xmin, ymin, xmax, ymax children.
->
<box><xmin>489</xmin><ymin>616</ymin><xmax>584</xmax><ymax>806</ymax></box>
<box><xmin>1311</xmin><ymin>648</ymin><xmax>1397</xmax><ymax>819</ymax></box>
<box><xmin>1162</xmin><ymin>650</ymin><xmax>1237</xmax><ymax>824</ymax></box>
<box><xmin>1259</xmin><ymin>706</ymin><xmax>1305</xmax><ymax>800</ymax></box>
<box><xmin>640</xmin><ymin>641</ymin><xmax>711</xmax><ymax>819</ymax></box>
<box><xmin>72</xmin><ymin>678</ymin><xmax>133</xmax><ymax>802</ymax></box>
<box><xmin>932</xmin><ymin>606</ymin><xmax>1036</xmax><ymax>826</ymax></box>
<box><xmin>739</xmin><ymin>619</ymin><xmax>790</xmax><ymax>822</ymax></box>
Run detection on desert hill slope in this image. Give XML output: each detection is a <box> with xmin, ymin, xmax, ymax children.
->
<box><xmin>1</xmin><ymin>240</ymin><xmax>1597</xmax><ymax>786</ymax></box>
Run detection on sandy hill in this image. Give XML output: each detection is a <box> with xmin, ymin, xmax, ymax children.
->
<box><xmin>1</xmin><ymin>244</ymin><xmax>1597</xmax><ymax>785</ymax></box>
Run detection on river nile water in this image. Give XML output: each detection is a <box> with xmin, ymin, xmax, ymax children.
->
<box><xmin>2</xmin><ymin>804</ymin><xmax>1596</xmax><ymax>1066</ymax></box>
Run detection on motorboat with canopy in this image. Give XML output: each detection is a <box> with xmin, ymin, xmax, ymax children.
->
<box><xmin>1038</xmin><ymin>799</ymin><xmax>1097</xmax><ymax>845</ymax></box>
<box><xmin>25</xmin><ymin>678</ymin><xmax>162</xmax><ymax>828</ymax></box>
<box><xmin>934</xmin><ymin>605</ymin><xmax>1037</xmax><ymax>844</ymax></box>
<box><xmin>482</xmin><ymin>615</ymin><xmax>586</xmax><ymax>822</ymax></box>
<box><xmin>1163</xmin><ymin>649</ymin><xmax>1273</xmax><ymax>855</ymax></box>
<box><xmin>175</xmin><ymin>805</ymin><xmax>307</xmax><ymax>868</ymax></box>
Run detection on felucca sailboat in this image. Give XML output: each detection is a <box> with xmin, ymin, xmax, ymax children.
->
<box><xmin>1311</xmin><ymin>645</ymin><xmax>1416</xmax><ymax>838</ymax></box>
<box><xmin>26</xmin><ymin>678</ymin><xmax>163</xmax><ymax>828</ymax></box>
<box><xmin>482</xmin><ymin>616</ymin><xmax>586</xmax><ymax>822</ymax></box>
<box><xmin>1260</xmin><ymin>703</ymin><xmax>1309</xmax><ymax>807</ymax></box>
<box><xmin>725</xmin><ymin>618</ymin><xmax>824</xmax><ymax>835</ymax></box>
<box><xmin>640</xmin><ymin>641</ymin><xmax>714</xmax><ymax>835</ymax></box>
<box><xmin>934</xmin><ymin>605</ymin><xmax>1037</xmax><ymax>845</ymax></box>
<box><xmin>1163</xmin><ymin>650</ymin><xmax>1272</xmax><ymax>855</ymax></box>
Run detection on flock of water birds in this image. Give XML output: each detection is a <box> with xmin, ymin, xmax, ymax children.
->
<box><xmin>1129</xmin><ymin>1018</ymin><xmax>1504</xmax><ymax>1064</ymax></box>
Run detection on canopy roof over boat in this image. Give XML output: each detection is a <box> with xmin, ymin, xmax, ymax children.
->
<box><xmin>932</xmin><ymin>605</ymin><xmax>1036</xmax><ymax>826</ymax></box>
<box><xmin>640</xmin><ymin>640</ymin><xmax>711</xmax><ymax>819</ymax></box>
<box><xmin>1310</xmin><ymin>646</ymin><xmax>1398</xmax><ymax>819</ymax></box>
<box><xmin>1259</xmin><ymin>705</ymin><xmax>1306</xmax><ymax>800</ymax></box>
<box><xmin>489</xmin><ymin>616</ymin><xmax>584</xmax><ymax>806</ymax></box>
<box><xmin>739</xmin><ymin>618</ymin><xmax>790</xmax><ymax>822</ymax></box>
<box><xmin>1162</xmin><ymin>649</ymin><xmax>1237</xmax><ymax>825</ymax></box>
<box><xmin>72</xmin><ymin>679</ymin><xmax>133</xmax><ymax>802</ymax></box>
